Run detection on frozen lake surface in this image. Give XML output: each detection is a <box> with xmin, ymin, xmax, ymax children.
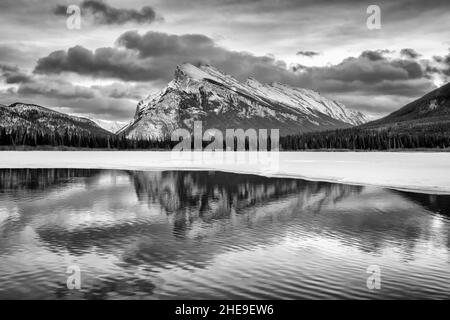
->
<box><xmin>1</xmin><ymin>151</ymin><xmax>450</xmax><ymax>194</ymax></box>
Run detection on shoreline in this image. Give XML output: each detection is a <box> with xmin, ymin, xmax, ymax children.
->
<box><xmin>1</xmin><ymin>146</ymin><xmax>450</xmax><ymax>152</ymax></box>
<box><xmin>1</xmin><ymin>151</ymin><xmax>450</xmax><ymax>195</ymax></box>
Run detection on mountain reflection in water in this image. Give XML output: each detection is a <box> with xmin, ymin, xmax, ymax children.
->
<box><xmin>0</xmin><ymin>169</ymin><xmax>449</xmax><ymax>299</ymax></box>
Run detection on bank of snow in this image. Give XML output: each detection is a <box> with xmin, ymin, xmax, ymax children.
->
<box><xmin>0</xmin><ymin>151</ymin><xmax>449</xmax><ymax>194</ymax></box>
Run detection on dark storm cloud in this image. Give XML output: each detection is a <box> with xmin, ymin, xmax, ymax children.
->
<box><xmin>35</xmin><ymin>32</ymin><xmax>440</xmax><ymax>98</ymax></box>
<box><xmin>161</xmin><ymin>0</ymin><xmax>450</xmax><ymax>17</ymax></box>
<box><xmin>427</xmin><ymin>49</ymin><xmax>450</xmax><ymax>78</ymax></box>
<box><xmin>14</xmin><ymin>76</ymin><xmax>145</xmax><ymax>101</ymax></box>
<box><xmin>0</xmin><ymin>62</ymin><xmax>143</xmax><ymax>112</ymax></box>
<box><xmin>116</xmin><ymin>31</ymin><xmax>216</xmax><ymax>58</ymax></box>
<box><xmin>53</xmin><ymin>0</ymin><xmax>158</xmax><ymax>25</ymax></box>
<box><xmin>2</xmin><ymin>0</ymin><xmax>448</xmax><ymax>120</ymax></box>
<box><xmin>34</xmin><ymin>45</ymin><xmax>162</xmax><ymax>81</ymax></box>
<box><xmin>360</xmin><ymin>50</ymin><xmax>393</xmax><ymax>62</ymax></box>
<box><xmin>34</xmin><ymin>31</ymin><xmax>290</xmax><ymax>83</ymax></box>
<box><xmin>32</xmin><ymin>31</ymin><xmax>443</xmax><ymax>115</ymax></box>
<box><xmin>116</xmin><ymin>30</ymin><xmax>293</xmax><ymax>82</ymax></box>
<box><xmin>296</xmin><ymin>51</ymin><xmax>320</xmax><ymax>58</ymax></box>
<box><xmin>2</xmin><ymin>77</ymin><xmax>140</xmax><ymax>120</ymax></box>
<box><xmin>400</xmin><ymin>48</ymin><xmax>421</xmax><ymax>59</ymax></box>
<box><xmin>292</xmin><ymin>50</ymin><xmax>427</xmax><ymax>88</ymax></box>
<box><xmin>440</xmin><ymin>50</ymin><xmax>450</xmax><ymax>76</ymax></box>
<box><xmin>0</xmin><ymin>64</ymin><xmax>33</xmax><ymax>84</ymax></box>
<box><xmin>1</xmin><ymin>90</ymin><xmax>136</xmax><ymax>120</ymax></box>
<box><xmin>118</xmin><ymin>33</ymin><xmax>431</xmax><ymax>94</ymax></box>
<box><xmin>16</xmin><ymin>79</ymin><xmax>96</xmax><ymax>99</ymax></box>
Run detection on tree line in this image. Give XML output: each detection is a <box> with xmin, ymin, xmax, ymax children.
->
<box><xmin>1</xmin><ymin>126</ymin><xmax>450</xmax><ymax>150</ymax></box>
<box><xmin>0</xmin><ymin>127</ymin><xmax>175</xmax><ymax>150</ymax></box>
<box><xmin>279</xmin><ymin>127</ymin><xmax>450</xmax><ymax>150</ymax></box>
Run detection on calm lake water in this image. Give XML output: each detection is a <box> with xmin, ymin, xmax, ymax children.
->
<box><xmin>0</xmin><ymin>169</ymin><xmax>449</xmax><ymax>299</ymax></box>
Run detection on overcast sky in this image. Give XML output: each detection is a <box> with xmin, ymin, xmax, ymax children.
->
<box><xmin>0</xmin><ymin>0</ymin><xmax>449</xmax><ymax>121</ymax></box>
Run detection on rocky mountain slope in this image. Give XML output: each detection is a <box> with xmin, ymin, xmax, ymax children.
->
<box><xmin>0</xmin><ymin>103</ymin><xmax>112</xmax><ymax>137</ymax></box>
<box><xmin>363</xmin><ymin>82</ymin><xmax>450</xmax><ymax>132</ymax></box>
<box><xmin>280</xmin><ymin>82</ymin><xmax>450</xmax><ymax>150</ymax></box>
<box><xmin>121</xmin><ymin>63</ymin><xmax>367</xmax><ymax>139</ymax></box>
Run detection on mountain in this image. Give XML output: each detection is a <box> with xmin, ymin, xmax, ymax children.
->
<box><xmin>279</xmin><ymin>82</ymin><xmax>450</xmax><ymax>150</ymax></box>
<box><xmin>121</xmin><ymin>63</ymin><xmax>367</xmax><ymax>139</ymax></box>
<box><xmin>90</xmin><ymin>118</ymin><xmax>128</xmax><ymax>134</ymax></box>
<box><xmin>362</xmin><ymin>82</ymin><xmax>450</xmax><ymax>133</ymax></box>
<box><xmin>0</xmin><ymin>103</ymin><xmax>112</xmax><ymax>137</ymax></box>
<box><xmin>73</xmin><ymin>114</ymin><xmax>129</xmax><ymax>134</ymax></box>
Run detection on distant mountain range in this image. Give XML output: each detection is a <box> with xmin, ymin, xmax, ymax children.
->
<box><xmin>1</xmin><ymin>64</ymin><xmax>449</xmax><ymax>150</ymax></box>
<box><xmin>0</xmin><ymin>64</ymin><xmax>369</xmax><ymax>140</ymax></box>
<box><xmin>120</xmin><ymin>63</ymin><xmax>368</xmax><ymax>139</ymax></box>
<box><xmin>280</xmin><ymin>82</ymin><xmax>450</xmax><ymax>150</ymax></box>
<box><xmin>362</xmin><ymin>82</ymin><xmax>450</xmax><ymax>133</ymax></box>
<box><xmin>0</xmin><ymin>103</ymin><xmax>111</xmax><ymax>137</ymax></box>
<box><xmin>71</xmin><ymin>115</ymin><xmax>129</xmax><ymax>134</ymax></box>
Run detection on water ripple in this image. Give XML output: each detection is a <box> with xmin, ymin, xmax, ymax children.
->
<box><xmin>0</xmin><ymin>169</ymin><xmax>449</xmax><ymax>299</ymax></box>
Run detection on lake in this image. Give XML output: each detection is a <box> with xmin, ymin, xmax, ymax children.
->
<box><xmin>0</xmin><ymin>169</ymin><xmax>449</xmax><ymax>299</ymax></box>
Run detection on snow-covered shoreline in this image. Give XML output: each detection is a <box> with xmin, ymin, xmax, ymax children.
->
<box><xmin>0</xmin><ymin>151</ymin><xmax>450</xmax><ymax>194</ymax></box>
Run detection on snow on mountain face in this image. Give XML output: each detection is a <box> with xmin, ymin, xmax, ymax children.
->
<box><xmin>244</xmin><ymin>79</ymin><xmax>367</xmax><ymax>126</ymax></box>
<box><xmin>92</xmin><ymin>119</ymin><xmax>129</xmax><ymax>134</ymax></box>
<box><xmin>122</xmin><ymin>63</ymin><xmax>368</xmax><ymax>139</ymax></box>
<box><xmin>0</xmin><ymin>103</ymin><xmax>111</xmax><ymax>136</ymax></box>
<box><xmin>74</xmin><ymin>115</ymin><xmax>129</xmax><ymax>134</ymax></box>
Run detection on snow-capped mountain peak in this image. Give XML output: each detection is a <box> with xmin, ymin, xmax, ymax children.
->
<box><xmin>122</xmin><ymin>63</ymin><xmax>368</xmax><ymax>139</ymax></box>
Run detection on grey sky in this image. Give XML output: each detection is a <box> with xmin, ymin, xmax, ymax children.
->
<box><xmin>0</xmin><ymin>0</ymin><xmax>449</xmax><ymax>121</ymax></box>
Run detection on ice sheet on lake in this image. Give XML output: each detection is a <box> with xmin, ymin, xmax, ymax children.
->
<box><xmin>0</xmin><ymin>151</ymin><xmax>449</xmax><ymax>194</ymax></box>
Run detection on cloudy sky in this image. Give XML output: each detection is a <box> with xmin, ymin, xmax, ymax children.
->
<box><xmin>0</xmin><ymin>0</ymin><xmax>449</xmax><ymax>122</ymax></box>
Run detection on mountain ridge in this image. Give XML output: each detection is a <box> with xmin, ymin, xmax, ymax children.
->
<box><xmin>0</xmin><ymin>102</ymin><xmax>113</xmax><ymax>137</ymax></box>
<box><xmin>363</xmin><ymin>82</ymin><xmax>450</xmax><ymax>130</ymax></box>
<box><xmin>278</xmin><ymin>81</ymin><xmax>450</xmax><ymax>150</ymax></box>
<box><xmin>121</xmin><ymin>63</ymin><xmax>368</xmax><ymax>139</ymax></box>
